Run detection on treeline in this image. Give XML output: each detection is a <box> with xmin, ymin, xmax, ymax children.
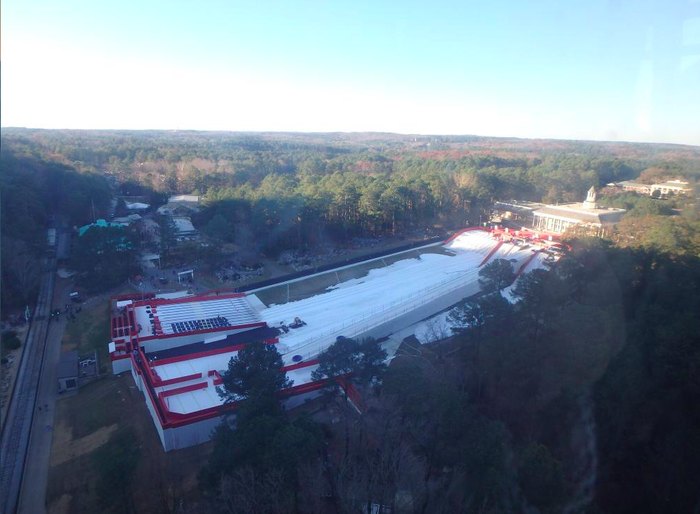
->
<box><xmin>7</xmin><ymin>128</ymin><xmax>699</xmax><ymax>258</ymax></box>
<box><xmin>0</xmin><ymin>150</ymin><xmax>111</xmax><ymax>310</ymax></box>
<box><xmin>194</xmin><ymin>153</ymin><xmax>646</xmax><ymax>254</ymax></box>
<box><xmin>5</xmin><ymin>129</ymin><xmax>698</xmax><ymax>201</ymax></box>
<box><xmin>4</xmin><ymin>129</ymin><xmax>699</xmax><ymax>181</ymax></box>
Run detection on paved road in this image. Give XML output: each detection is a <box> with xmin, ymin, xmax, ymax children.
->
<box><xmin>0</xmin><ymin>256</ymin><xmax>56</xmax><ymax>514</ymax></box>
<box><xmin>17</xmin><ymin>287</ymin><xmax>69</xmax><ymax>514</ymax></box>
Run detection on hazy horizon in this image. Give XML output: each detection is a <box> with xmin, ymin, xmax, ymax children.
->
<box><xmin>3</xmin><ymin>126</ymin><xmax>699</xmax><ymax>149</ymax></box>
<box><xmin>3</xmin><ymin>0</ymin><xmax>699</xmax><ymax>146</ymax></box>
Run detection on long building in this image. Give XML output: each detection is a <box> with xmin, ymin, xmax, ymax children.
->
<box><xmin>532</xmin><ymin>187</ymin><xmax>626</xmax><ymax>237</ymax></box>
<box><xmin>616</xmin><ymin>179</ymin><xmax>692</xmax><ymax>197</ymax></box>
<box><xmin>108</xmin><ymin>228</ymin><xmax>557</xmax><ymax>451</ymax></box>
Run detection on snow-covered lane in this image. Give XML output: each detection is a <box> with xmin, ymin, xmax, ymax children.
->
<box><xmin>258</xmin><ymin>230</ymin><xmax>534</xmax><ymax>363</ymax></box>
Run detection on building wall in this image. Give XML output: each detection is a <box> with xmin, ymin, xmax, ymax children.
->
<box><xmin>163</xmin><ymin>416</ymin><xmax>222</xmax><ymax>451</ymax></box>
<box><xmin>112</xmin><ymin>356</ymin><xmax>131</xmax><ymax>375</ymax></box>
<box><xmin>533</xmin><ymin>214</ymin><xmax>577</xmax><ymax>234</ymax></box>
<box><xmin>362</xmin><ymin>277</ymin><xmax>483</xmax><ymax>342</ymax></box>
<box><xmin>160</xmin><ymin>389</ymin><xmax>324</xmax><ymax>451</ymax></box>
<box><xmin>283</xmin><ymin>389</ymin><xmax>324</xmax><ymax>410</ymax></box>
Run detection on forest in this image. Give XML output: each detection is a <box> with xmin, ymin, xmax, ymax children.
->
<box><xmin>199</xmin><ymin>244</ymin><xmax>700</xmax><ymax>514</ymax></box>
<box><xmin>1</xmin><ymin>129</ymin><xmax>699</xmax><ymax>512</ymax></box>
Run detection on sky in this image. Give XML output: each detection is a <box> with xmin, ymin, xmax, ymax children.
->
<box><xmin>2</xmin><ymin>0</ymin><xmax>699</xmax><ymax>145</ymax></box>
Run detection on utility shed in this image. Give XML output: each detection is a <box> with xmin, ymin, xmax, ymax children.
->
<box><xmin>57</xmin><ymin>351</ymin><xmax>79</xmax><ymax>393</ymax></box>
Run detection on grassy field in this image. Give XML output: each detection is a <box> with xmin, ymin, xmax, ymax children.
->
<box><xmin>61</xmin><ymin>301</ymin><xmax>111</xmax><ymax>374</ymax></box>
<box><xmin>47</xmin><ymin>374</ymin><xmax>212</xmax><ymax>514</ymax></box>
<box><xmin>49</xmin><ymin>285</ymin><xmax>216</xmax><ymax>513</ymax></box>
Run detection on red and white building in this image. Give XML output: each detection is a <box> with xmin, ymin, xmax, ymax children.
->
<box><xmin>109</xmin><ymin>228</ymin><xmax>560</xmax><ymax>451</ymax></box>
<box><xmin>109</xmin><ymin>292</ymin><xmax>336</xmax><ymax>450</ymax></box>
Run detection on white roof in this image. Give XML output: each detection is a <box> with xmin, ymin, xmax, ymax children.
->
<box><xmin>168</xmin><ymin>195</ymin><xmax>200</xmax><ymax>203</ymax></box>
<box><xmin>260</xmin><ymin>230</ymin><xmax>537</xmax><ymax>364</ymax></box>
<box><xmin>125</xmin><ymin>202</ymin><xmax>150</xmax><ymax>210</ymax></box>
<box><xmin>172</xmin><ymin>217</ymin><xmax>196</xmax><ymax>234</ymax></box>
<box><xmin>153</xmin><ymin>350</ymin><xmax>319</xmax><ymax>414</ymax></box>
<box><xmin>155</xmin><ymin>291</ymin><xmax>192</xmax><ymax>300</ymax></box>
<box><xmin>145</xmin><ymin>230</ymin><xmax>545</xmax><ymax>418</ymax></box>
<box><xmin>133</xmin><ymin>295</ymin><xmax>261</xmax><ymax>338</ymax></box>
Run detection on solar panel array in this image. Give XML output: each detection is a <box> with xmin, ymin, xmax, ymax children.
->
<box><xmin>153</xmin><ymin>296</ymin><xmax>261</xmax><ymax>335</ymax></box>
<box><xmin>170</xmin><ymin>316</ymin><xmax>230</xmax><ymax>334</ymax></box>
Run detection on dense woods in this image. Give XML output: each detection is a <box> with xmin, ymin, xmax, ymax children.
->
<box><xmin>202</xmin><ymin>244</ymin><xmax>700</xmax><ymax>513</ymax></box>
<box><xmin>2</xmin><ymin>129</ymin><xmax>699</xmax><ymax>512</ymax></box>
<box><xmin>0</xmin><ymin>149</ymin><xmax>112</xmax><ymax>309</ymax></box>
<box><xmin>3</xmin><ymin>128</ymin><xmax>698</xmax><ymax>262</ymax></box>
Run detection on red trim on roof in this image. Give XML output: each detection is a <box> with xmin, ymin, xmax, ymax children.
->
<box><xmin>279</xmin><ymin>378</ymin><xmax>328</xmax><ymax>398</ymax></box>
<box><xmin>337</xmin><ymin>378</ymin><xmax>365</xmax><ymax>413</ymax></box>
<box><xmin>479</xmin><ymin>240</ymin><xmax>504</xmax><ymax>267</ymax></box>
<box><xmin>515</xmin><ymin>250</ymin><xmax>542</xmax><ymax>278</ymax></box>
<box><xmin>164</xmin><ymin>405</ymin><xmax>224</xmax><ymax>426</ymax></box>
<box><xmin>162</xmin><ymin>378</ymin><xmax>331</xmax><ymax>428</ymax></box>
<box><xmin>129</xmin><ymin>352</ymin><xmax>167</xmax><ymax>426</ymax></box>
<box><xmin>155</xmin><ymin>372</ymin><xmax>203</xmax><ymax>387</ymax></box>
<box><xmin>159</xmin><ymin>381</ymin><xmax>209</xmax><ymax>399</ymax></box>
<box><xmin>208</xmin><ymin>369</ymin><xmax>224</xmax><ymax>386</ymax></box>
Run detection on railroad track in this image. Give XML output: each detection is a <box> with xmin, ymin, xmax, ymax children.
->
<box><xmin>0</xmin><ymin>256</ymin><xmax>56</xmax><ymax>514</ymax></box>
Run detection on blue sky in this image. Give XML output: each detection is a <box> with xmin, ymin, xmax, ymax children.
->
<box><xmin>2</xmin><ymin>0</ymin><xmax>699</xmax><ymax>144</ymax></box>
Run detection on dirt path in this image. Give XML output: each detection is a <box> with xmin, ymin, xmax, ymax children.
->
<box><xmin>50</xmin><ymin>422</ymin><xmax>118</xmax><ymax>467</ymax></box>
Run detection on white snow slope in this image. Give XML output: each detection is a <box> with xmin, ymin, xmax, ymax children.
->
<box><xmin>259</xmin><ymin>230</ymin><xmax>539</xmax><ymax>364</ymax></box>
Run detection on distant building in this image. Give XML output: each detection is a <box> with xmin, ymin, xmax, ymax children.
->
<box><xmin>168</xmin><ymin>194</ymin><xmax>200</xmax><ymax>204</ymax></box>
<box><xmin>112</xmin><ymin>213</ymin><xmax>143</xmax><ymax>225</ymax></box>
<box><xmin>125</xmin><ymin>201</ymin><xmax>150</xmax><ymax>211</ymax></box>
<box><xmin>57</xmin><ymin>351</ymin><xmax>79</xmax><ymax>393</ymax></box>
<box><xmin>172</xmin><ymin>217</ymin><xmax>198</xmax><ymax>240</ymax></box>
<box><xmin>491</xmin><ymin>200</ymin><xmax>544</xmax><ymax>226</ymax></box>
<box><xmin>617</xmin><ymin>181</ymin><xmax>653</xmax><ymax>195</ymax></box>
<box><xmin>615</xmin><ymin>179</ymin><xmax>692</xmax><ymax>198</ymax></box>
<box><xmin>157</xmin><ymin>195</ymin><xmax>201</xmax><ymax>216</ymax></box>
<box><xmin>650</xmin><ymin>180</ymin><xmax>692</xmax><ymax>197</ymax></box>
<box><xmin>78</xmin><ymin>218</ymin><xmax>127</xmax><ymax>237</ymax></box>
<box><xmin>77</xmin><ymin>218</ymin><xmax>133</xmax><ymax>251</ymax></box>
<box><xmin>532</xmin><ymin>187</ymin><xmax>626</xmax><ymax>237</ymax></box>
